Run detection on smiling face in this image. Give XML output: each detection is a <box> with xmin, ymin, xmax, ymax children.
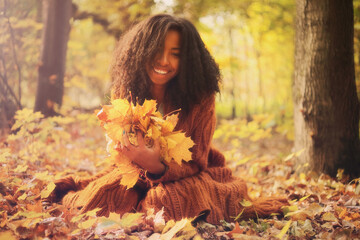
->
<box><xmin>146</xmin><ymin>30</ymin><xmax>181</xmax><ymax>88</ymax></box>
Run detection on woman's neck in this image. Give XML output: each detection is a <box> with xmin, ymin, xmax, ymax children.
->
<box><xmin>150</xmin><ymin>84</ymin><xmax>166</xmax><ymax>104</ymax></box>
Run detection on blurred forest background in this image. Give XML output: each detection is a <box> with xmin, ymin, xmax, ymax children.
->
<box><xmin>1</xmin><ymin>0</ymin><xmax>360</xmax><ymax>121</ymax></box>
<box><xmin>0</xmin><ymin>1</ymin><xmax>332</xmax><ymax>114</ymax></box>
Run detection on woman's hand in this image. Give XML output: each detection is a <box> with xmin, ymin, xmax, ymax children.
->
<box><xmin>117</xmin><ymin>131</ymin><xmax>166</xmax><ymax>175</ymax></box>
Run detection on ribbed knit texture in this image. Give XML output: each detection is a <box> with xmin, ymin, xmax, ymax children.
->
<box><xmin>51</xmin><ymin>95</ymin><xmax>288</xmax><ymax>224</ymax></box>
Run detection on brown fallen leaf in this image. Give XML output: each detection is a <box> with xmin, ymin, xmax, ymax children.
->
<box><xmin>226</xmin><ymin>222</ymin><xmax>244</xmax><ymax>238</ymax></box>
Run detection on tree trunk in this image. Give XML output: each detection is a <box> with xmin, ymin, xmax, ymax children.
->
<box><xmin>294</xmin><ymin>0</ymin><xmax>360</xmax><ymax>177</ymax></box>
<box><xmin>34</xmin><ymin>0</ymin><xmax>72</xmax><ymax>116</ymax></box>
<box><xmin>229</xmin><ymin>27</ymin><xmax>236</xmax><ymax>119</ymax></box>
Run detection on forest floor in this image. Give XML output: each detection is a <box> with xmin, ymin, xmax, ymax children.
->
<box><xmin>1</xmin><ymin>110</ymin><xmax>360</xmax><ymax>239</ymax></box>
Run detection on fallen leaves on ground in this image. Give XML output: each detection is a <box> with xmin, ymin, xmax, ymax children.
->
<box><xmin>0</xmin><ymin>111</ymin><xmax>360</xmax><ymax>239</ymax></box>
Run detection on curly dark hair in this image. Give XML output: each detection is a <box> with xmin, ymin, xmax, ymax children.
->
<box><xmin>110</xmin><ymin>14</ymin><xmax>221</xmax><ymax>114</ymax></box>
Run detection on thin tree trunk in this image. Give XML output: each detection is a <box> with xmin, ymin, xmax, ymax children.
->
<box><xmin>34</xmin><ymin>0</ymin><xmax>72</xmax><ymax>116</ymax></box>
<box><xmin>229</xmin><ymin>27</ymin><xmax>236</xmax><ymax>119</ymax></box>
<box><xmin>243</xmin><ymin>27</ymin><xmax>250</xmax><ymax>119</ymax></box>
<box><xmin>255</xmin><ymin>46</ymin><xmax>264</xmax><ymax>113</ymax></box>
<box><xmin>294</xmin><ymin>0</ymin><xmax>360</xmax><ymax>177</ymax></box>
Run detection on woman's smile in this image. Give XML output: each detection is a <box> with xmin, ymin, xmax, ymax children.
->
<box><xmin>153</xmin><ymin>67</ymin><xmax>171</xmax><ymax>75</ymax></box>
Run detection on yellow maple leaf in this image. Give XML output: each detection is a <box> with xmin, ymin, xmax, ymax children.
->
<box><xmin>159</xmin><ymin>136</ymin><xmax>171</xmax><ymax>162</ymax></box>
<box><xmin>97</xmin><ymin>98</ymin><xmax>194</xmax><ymax>188</ymax></box>
<box><xmin>14</xmin><ymin>164</ymin><xmax>28</xmax><ymax>173</ymax></box>
<box><xmin>79</xmin><ymin>218</ymin><xmax>97</xmax><ymax>229</ymax></box>
<box><xmin>34</xmin><ymin>171</ymin><xmax>52</xmax><ymax>181</ymax></box>
<box><xmin>162</xmin><ymin>113</ymin><xmax>179</xmax><ymax>134</ymax></box>
<box><xmin>41</xmin><ymin>182</ymin><xmax>56</xmax><ymax>198</ymax></box>
<box><xmin>139</xmin><ymin>117</ymin><xmax>150</xmax><ymax>132</ymax></box>
<box><xmin>134</xmin><ymin>99</ymin><xmax>157</xmax><ymax>119</ymax></box>
<box><xmin>161</xmin><ymin>218</ymin><xmax>190</xmax><ymax>240</ymax></box>
<box><xmin>18</xmin><ymin>192</ymin><xmax>27</xmax><ymax>201</ymax></box>
<box><xmin>149</xmin><ymin>124</ymin><xmax>162</xmax><ymax>140</ymax></box>
<box><xmin>166</xmin><ymin>137</ymin><xmax>178</xmax><ymax>149</ymax></box>
<box><xmin>167</xmin><ymin>132</ymin><xmax>194</xmax><ymax>164</ymax></box>
<box><xmin>151</xmin><ymin>116</ymin><xmax>165</xmax><ymax>125</ymax></box>
<box><xmin>109</xmin><ymin>99</ymin><xmax>131</xmax><ymax>120</ymax></box>
<box><xmin>108</xmin><ymin>149</ymin><xmax>129</xmax><ymax>164</ymax></box>
<box><xmin>0</xmin><ymin>148</ymin><xmax>11</xmax><ymax>163</ymax></box>
<box><xmin>119</xmin><ymin>212</ymin><xmax>144</xmax><ymax>228</ymax></box>
<box><xmin>119</xmin><ymin>165</ymin><xmax>140</xmax><ymax>189</ymax></box>
<box><xmin>0</xmin><ymin>231</ymin><xmax>17</xmax><ymax>240</ymax></box>
<box><xmin>104</xmin><ymin>123</ymin><xmax>125</xmax><ymax>142</ymax></box>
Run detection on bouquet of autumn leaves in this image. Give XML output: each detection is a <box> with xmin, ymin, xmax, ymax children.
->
<box><xmin>96</xmin><ymin>98</ymin><xmax>194</xmax><ymax>189</ymax></box>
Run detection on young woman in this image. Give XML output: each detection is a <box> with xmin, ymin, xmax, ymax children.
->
<box><xmin>50</xmin><ymin>14</ymin><xmax>288</xmax><ymax>224</ymax></box>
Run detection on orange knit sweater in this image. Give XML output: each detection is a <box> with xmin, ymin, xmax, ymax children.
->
<box><xmin>52</xmin><ymin>95</ymin><xmax>288</xmax><ymax>224</ymax></box>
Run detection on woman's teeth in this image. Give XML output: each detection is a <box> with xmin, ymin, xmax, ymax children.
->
<box><xmin>154</xmin><ymin>68</ymin><xmax>168</xmax><ymax>75</ymax></box>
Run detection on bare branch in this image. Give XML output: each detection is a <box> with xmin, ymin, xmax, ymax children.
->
<box><xmin>0</xmin><ymin>73</ymin><xmax>22</xmax><ymax>109</ymax></box>
<box><xmin>0</xmin><ymin>44</ymin><xmax>21</xmax><ymax>109</ymax></box>
<box><xmin>4</xmin><ymin>0</ymin><xmax>22</xmax><ymax>103</ymax></box>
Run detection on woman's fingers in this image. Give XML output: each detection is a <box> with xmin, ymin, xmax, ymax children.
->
<box><xmin>153</xmin><ymin>137</ymin><xmax>160</xmax><ymax>152</ymax></box>
<box><xmin>118</xmin><ymin>130</ymin><xmax>162</xmax><ymax>170</ymax></box>
<box><xmin>136</xmin><ymin>131</ymin><xmax>145</xmax><ymax>147</ymax></box>
<box><xmin>122</xmin><ymin>131</ymin><xmax>131</xmax><ymax>149</ymax></box>
<box><xmin>114</xmin><ymin>142</ymin><xmax>120</xmax><ymax>151</ymax></box>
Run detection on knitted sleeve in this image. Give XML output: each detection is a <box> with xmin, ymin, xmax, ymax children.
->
<box><xmin>45</xmin><ymin>164</ymin><xmax>117</xmax><ymax>203</ymax></box>
<box><xmin>146</xmin><ymin>95</ymin><xmax>216</xmax><ymax>183</ymax></box>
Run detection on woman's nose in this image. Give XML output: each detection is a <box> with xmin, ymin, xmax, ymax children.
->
<box><xmin>156</xmin><ymin>52</ymin><xmax>168</xmax><ymax>66</ymax></box>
